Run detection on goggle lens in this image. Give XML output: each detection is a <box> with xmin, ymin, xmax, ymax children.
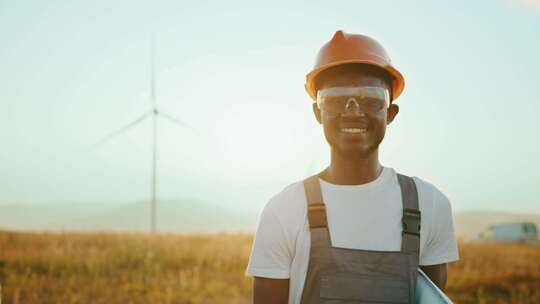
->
<box><xmin>316</xmin><ymin>86</ymin><xmax>390</xmax><ymax>115</ymax></box>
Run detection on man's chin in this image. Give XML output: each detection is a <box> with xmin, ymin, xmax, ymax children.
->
<box><xmin>334</xmin><ymin>144</ymin><xmax>378</xmax><ymax>159</ymax></box>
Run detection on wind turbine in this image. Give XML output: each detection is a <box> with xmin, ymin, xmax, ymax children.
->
<box><xmin>93</xmin><ymin>37</ymin><xmax>193</xmax><ymax>234</ymax></box>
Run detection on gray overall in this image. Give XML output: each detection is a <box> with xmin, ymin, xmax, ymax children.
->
<box><xmin>299</xmin><ymin>173</ymin><xmax>421</xmax><ymax>304</ymax></box>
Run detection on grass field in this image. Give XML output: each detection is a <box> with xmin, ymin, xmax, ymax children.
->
<box><xmin>0</xmin><ymin>231</ymin><xmax>539</xmax><ymax>304</ymax></box>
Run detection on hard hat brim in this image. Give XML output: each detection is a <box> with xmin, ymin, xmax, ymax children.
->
<box><xmin>305</xmin><ymin>60</ymin><xmax>405</xmax><ymax>102</ymax></box>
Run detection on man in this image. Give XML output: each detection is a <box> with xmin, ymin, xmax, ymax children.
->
<box><xmin>245</xmin><ymin>30</ymin><xmax>459</xmax><ymax>304</ymax></box>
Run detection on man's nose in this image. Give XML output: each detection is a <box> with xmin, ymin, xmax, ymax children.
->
<box><xmin>343</xmin><ymin>98</ymin><xmax>365</xmax><ymax>117</ymax></box>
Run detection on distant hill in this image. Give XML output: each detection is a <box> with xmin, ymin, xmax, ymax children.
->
<box><xmin>0</xmin><ymin>199</ymin><xmax>258</xmax><ymax>233</ymax></box>
<box><xmin>3</xmin><ymin>203</ymin><xmax>539</xmax><ymax>239</ymax></box>
<box><xmin>453</xmin><ymin>211</ymin><xmax>540</xmax><ymax>240</ymax></box>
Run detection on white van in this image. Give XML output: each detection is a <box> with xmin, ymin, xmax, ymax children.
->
<box><xmin>479</xmin><ymin>222</ymin><xmax>538</xmax><ymax>242</ymax></box>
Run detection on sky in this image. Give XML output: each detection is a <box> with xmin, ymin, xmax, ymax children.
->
<box><xmin>1</xmin><ymin>0</ymin><xmax>539</xmax><ymax>216</ymax></box>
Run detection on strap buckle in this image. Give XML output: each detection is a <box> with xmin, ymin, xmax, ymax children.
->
<box><xmin>402</xmin><ymin>208</ymin><xmax>421</xmax><ymax>237</ymax></box>
<box><xmin>307</xmin><ymin>203</ymin><xmax>327</xmax><ymax>229</ymax></box>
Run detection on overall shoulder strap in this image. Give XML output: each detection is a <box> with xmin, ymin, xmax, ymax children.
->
<box><xmin>397</xmin><ymin>174</ymin><xmax>421</xmax><ymax>254</ymax></box>
<box><xmin>303</xmin><ymin>175</ymin><xmax>328</xmax><ymax>229</ymax></box>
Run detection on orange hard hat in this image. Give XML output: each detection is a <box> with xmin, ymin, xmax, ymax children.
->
<box><xmin>305</xmin><ymin>30</ymin><xmax>405</xmax><ymax>102</ymax></box>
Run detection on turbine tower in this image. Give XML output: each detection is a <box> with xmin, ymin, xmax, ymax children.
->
<box><xmin>94</xmin><ymin>36</ymin><xmax>192</xmax><ymax>233</ymax></box>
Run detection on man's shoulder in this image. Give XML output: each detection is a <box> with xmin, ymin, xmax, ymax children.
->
<box><xmin>407</xmin><ymin>174</ymin><xmax>452</xmax><ymax>217</ymax></box>
<box><xmin>265</xmin><ymin>179</ymin><xmax>306</xmax><ymax>211</ymax></box>
<box><xmin>261</xmin><ymin>179</ymin><xmax>308</xmax><ymax>228</ymax></box>
<box><xmin>405</xmin><ymin>175</ymin><xmax>459</xmax><ymax>264</ymax></box>
<box><xmin>409</xmin><ymin>175</ymin><xmax>443</xmax><ymax>194</ymax></box>
<box><xmin>393</xmin><ymin>170</ymin><xmax>447</xmax><ymax>200</ymax></box>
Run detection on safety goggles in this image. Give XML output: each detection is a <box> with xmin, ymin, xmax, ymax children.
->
<box><xmin>316</xmin><ymin>86</ymin><xmax>390</xmax><ymax>115</ymax></box>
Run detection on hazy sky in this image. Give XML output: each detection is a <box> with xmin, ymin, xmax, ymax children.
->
<box><xmin>1</xmin><ymin>0</ymin><xmax>539</xmax><ymax>215</ymax></box>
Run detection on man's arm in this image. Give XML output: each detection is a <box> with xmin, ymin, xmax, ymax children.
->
<box><xmin>254</xmin><ymin>277</ymin><xmax>289</xmax><ymax>304</ymax></box>
<box><xmin>419</xmin><ymin>263</ymin><xmax>447</xmax><ymax>291</ymax></box>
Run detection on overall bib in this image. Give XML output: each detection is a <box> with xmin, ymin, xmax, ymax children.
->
<box><xmin>299</xmin><ymin>173</ymin><xmax>421</xmax><ymax>304</ymax></box>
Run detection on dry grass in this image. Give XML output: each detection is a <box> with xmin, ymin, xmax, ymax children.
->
<box><xmin>0</xmin><ymin>231</ymin><xmax>539</xmax><ymax>303</ymax></box>
<box><xmin>445</xmin><ymin>240</ymin><xmax>540</xmax><ymax>303</ymax></box>
<box><xmin>0</xmin><ymin>231</ymin><xmax>253</xmax><ymax>304</ymax></box>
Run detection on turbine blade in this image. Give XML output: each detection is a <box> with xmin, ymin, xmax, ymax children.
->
<box><xmin>158</xmin><ymin>112</ymin><xmax>198</xmax><ymax>134</ymax></box>
<box><xmin>92</xmin><ymin>111</ymin><xmax>152</xmax><ymax>148</ymax></box>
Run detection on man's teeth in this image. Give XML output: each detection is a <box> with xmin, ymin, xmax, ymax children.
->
<box><xmin>341</xmin><ymin>128</ymin><xmax>367</xmax><ymax>133</ymax></box>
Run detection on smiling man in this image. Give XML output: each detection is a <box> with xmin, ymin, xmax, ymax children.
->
<box><xmin>245</xmin><ymin>30</ymin><xmax>459</xmax><ymax>304</ymax></box>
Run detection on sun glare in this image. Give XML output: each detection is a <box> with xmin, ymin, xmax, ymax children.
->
<box><xmin>216</xmin><ymin>104</ymin><xmax>298</xmax><ymax>176</ymax></box>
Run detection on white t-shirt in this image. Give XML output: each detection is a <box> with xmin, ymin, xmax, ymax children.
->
<box><xmin>245</xmin><ymin>166</ymin><xmax>459</xmax><ymax>304</ymax></box>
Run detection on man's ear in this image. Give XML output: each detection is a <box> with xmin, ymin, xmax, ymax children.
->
<box><xmin>387</xmin><ymin>104</ymin><xmax>399</xmax><ymax>125</ymax></box>
<box><xmin>312</xmin><ymin>102</ymin><xmax>322</xmax><ymax>124</ymax></box>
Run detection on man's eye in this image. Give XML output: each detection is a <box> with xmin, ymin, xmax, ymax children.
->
<box><xmin>326</xmin><ymin>97</ymin><xmax>348</xmax><ymax>103</ymax></box>
<box><xmin>364</xmin><ymin>98</ymin><xmax>384</xmax><ymax>106</ymax></box>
